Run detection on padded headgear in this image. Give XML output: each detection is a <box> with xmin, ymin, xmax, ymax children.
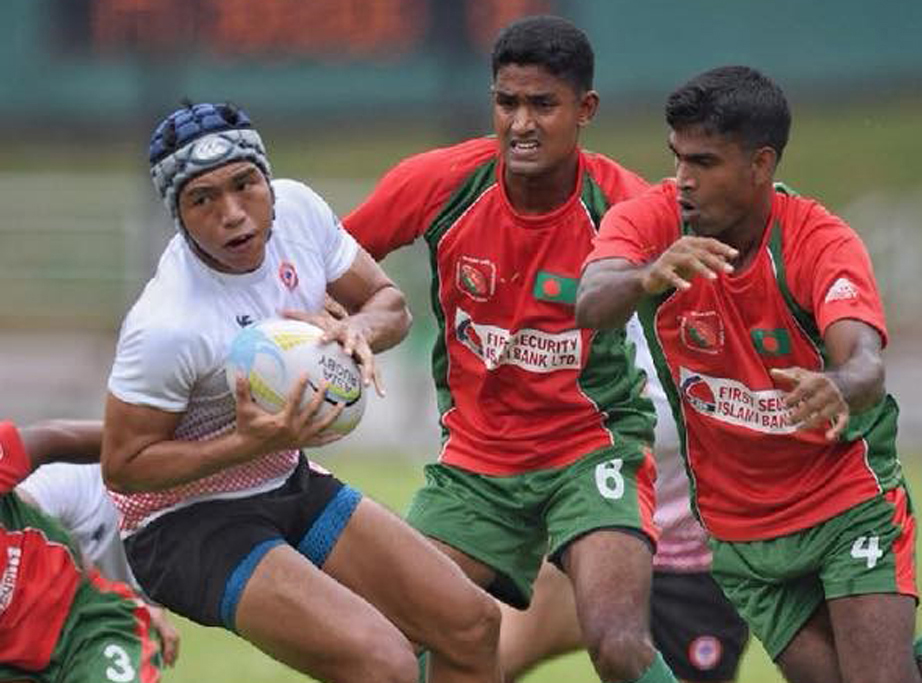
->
<box><xmin>149</xmin><ymin>102</ymin><xmax>272</xmax><ymax>228</ymax></box>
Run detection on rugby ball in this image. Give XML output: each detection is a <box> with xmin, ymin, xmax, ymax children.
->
<box><xmin>225</xmin><ymin>318</ymin><xmax>366</xmax><ymax>436</ymax></box>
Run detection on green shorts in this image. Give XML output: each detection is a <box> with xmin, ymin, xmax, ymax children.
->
<box><xmin>406</xmin><ymin>443</ymin><xmax>657</xmax><ymax>608</ymax></box>
<box><xmin>0</xmin><ymin>572</ymin><xmax>163</xmax><ymax>683</ymax></box>
<box><xmin>710</xmin><ymin>485</ymin><xmax>917</xmax><ymax>660</ymax></box>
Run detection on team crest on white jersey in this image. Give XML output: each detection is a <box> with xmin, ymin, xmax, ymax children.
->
<box><xmin>456</xmin><ymin>256</ymin><xmax>496</xmax><ymax>302</ymax></box>
<box><xmin>455</xmin><ymin>308</ymin><xmax>580</xmax><ymax>373</ymax></box>
<box><xmin>679</xmin><ymin>367</ymin><xmax>798</xmax><ymax>433</ymax></box>
<box><xmin>278</xmin><ymin>261</ymin><xmax>299</xmax><ymax>291</ymax></box>
<box><xmin>824</xmin><ymin>277</ymin><xmax>858</xmax><ymax>303</ymax></box>
<box><xmin>680</xmin><ymin>311</ymin><xmax>724</xmax><ymax>354</ymax></box>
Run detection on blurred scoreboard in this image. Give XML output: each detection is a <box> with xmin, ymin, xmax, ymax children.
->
<box><xmin>56</xmin><ymin>0</ymin><xmax>557</xmax><ymax>59</ymax></box>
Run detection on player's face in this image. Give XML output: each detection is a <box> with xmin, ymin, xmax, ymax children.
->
<box><xmin>669</xmin><ymin>126</ymin><xmax>762</xmax><ymax>239</ymax></box>
<box><xmin>178</xmin><ymin>161</ymin><xmax>273</xmax><ymax>274</ymax></box>
<box><xmin>492</xmin><ymin>64</ymin><xmax>597</xmax><ymax>180</ymax></box>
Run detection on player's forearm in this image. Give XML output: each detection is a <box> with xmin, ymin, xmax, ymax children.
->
<box><xmin>103</xmin><ymin>431</ymin><xmax>261</xmax><ymax>493</ymax></box>
<box><xmin>352</xmin><ymin>284</ymin><xmax>412</xmax><ymax>353</ymax></box>
<box><xmin>827</xmin><ymin>344</ymin><xmax>885</xmax><ymax>414</ymax></box>
<box><xmin>575</xmin><ymin>264</ymin><xmax>646</xmax><ymax>330</ymax></box>
<box><xmin>19</xmin><ymin>420</ymin><xmax>103</xmax><ymax>469</ymax></box>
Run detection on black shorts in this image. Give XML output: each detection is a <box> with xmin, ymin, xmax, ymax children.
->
<box><xmin>124</xmin><ymin>456</ymin><xmax>361</xmax><ymax>630</ymax></box>
<box><xmin>651</xmin><ymin>571</ymin><xmax>750</xmax><ymax>682</ymax></box>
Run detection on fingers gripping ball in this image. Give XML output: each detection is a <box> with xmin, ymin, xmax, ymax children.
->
<box><xmin>226</xmin><ymin>319</ymin><xmax>366</xmax><ymax>436</ymax></box>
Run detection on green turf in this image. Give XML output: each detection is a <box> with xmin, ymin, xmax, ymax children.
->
<box><xmin>161</xmin><ymin>450</ymin><xmax>921</xmax><ymax>682</ymax></box>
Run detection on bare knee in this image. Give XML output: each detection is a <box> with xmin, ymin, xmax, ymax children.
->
<box><xmin>584</xmin><ymin>625</ymin><xmax>654</xmax><ymax>682</ymax></box>
<box><xmin>336</xmin><ymin>636</ymin><xmax>418</xmax><ymax>683</ymax></box>
<box><xmin>433</xmin><ymin>589</ymin><xmax>501</xmax><ymax>667</ymax></box>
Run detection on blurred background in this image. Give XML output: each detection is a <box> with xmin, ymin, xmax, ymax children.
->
<box><xmin>0</xmin><ymin>0</ymin><xmax>920</xmax><ymax>454</ymax></box>
<box><xmin>0</xmin><ymin>1</ymin><xmax>920</xmax><ymax>681</ymax></box>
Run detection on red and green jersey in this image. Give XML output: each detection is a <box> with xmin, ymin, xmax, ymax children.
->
<box><xmin>345</xmin><ymin>138</ymin><xmax>654</xmax><ymax>474</ymax></box>
<box><xmin>0</xmin><ymin>422</ymin><xmax>82</xmax><ymax>671</ymax></box>
<box><xmin>587</xmin><ymin>180</ymin><xmax>901</xmax><ymax>541</ymax></box>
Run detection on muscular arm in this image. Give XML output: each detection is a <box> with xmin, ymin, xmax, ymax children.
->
<box><xmin>326</xmin><ymin>247</ymin><xmax>412</xmax><ymax>353</ymax></box>
<box><xmin>19</xmin><ymin>420</ymin><xmax>102</xmax><ymax>469</ymax></box>
<box><xmin>575</xmin><ymin>258</ymin><xmax>647</xmax><ymax>330</ymax></box>
<box><xmin>103</xmin><ymin>372</ymin><xmax>336</xmax><ymax>493</ymax></box>
<box><xmin>576</xmin><ymin>236</ymin><xmax>738</xmax><ymax>331</ymax></box>
<box><xmin>825</xmin><ymin>319</ymin><xmax>886</xmax><ymax>412</ymax></box>
<box><xmin>771</xmin><ymin>319</ymin><xmax>886</xmax><ymax>440</ymax></box>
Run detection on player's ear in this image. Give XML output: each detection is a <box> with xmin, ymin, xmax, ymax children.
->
<box><xmin>577</xmin><ymin>90</ymin><xmax>599</xmax><ymax>128</ymax></box>
<box><xmin>751</xmin><ymin>146</ymin><xmax>777</xmax><ymax>185</ymax></box>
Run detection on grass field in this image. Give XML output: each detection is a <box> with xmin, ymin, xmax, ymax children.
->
<box><xmin>161</xmin><ymin>451</ymin><xmax>922</xmax><ymax>683</ymax></box>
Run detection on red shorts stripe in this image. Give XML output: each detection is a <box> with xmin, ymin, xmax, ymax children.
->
<box><xmin>884</xmin><ymin>487</ymin><xmax>917</xmax><ymax>597</ymax></box>
<box><xmin>638</xmin><ymin>446</ymin><xmax>660</xmax><ymax>544</ymax></box>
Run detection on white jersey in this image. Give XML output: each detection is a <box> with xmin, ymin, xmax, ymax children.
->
<box><xmin>18</xmin><ymin>463</ymin><xmax>138</xmax><ymax>589</ymax></box>
<box><xmin>108</xmin><ymin>179</ymin><xmax>359</xmax><ymax>533</ymax></box>
<box><xmin>626</xmin><ymin>315</ymin><xmax>711</xmax><ymax>572</ymax></box>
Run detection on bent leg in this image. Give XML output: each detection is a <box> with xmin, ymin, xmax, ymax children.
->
<box><xmin>563</xmin><ymin>529</ymin><xmax>672</xmax><ymax>682</ymax></box>
<box><xmin>775</xmin><ymin>604</ymin><xmax>842</xmax><ymax>683</ymax></box>
<box><xmin>828</xmin><ymin>593</ymin><xmax>920</xmax><ymax>683</ymax></box>
<box><xmin>235</xmin><ymin>543</ymin><xmax>418</xmax><ymax>683</ymax></box>
<box><xmin>323</xmin><ymin>498</ymin><xmax>501</xmax><ymax>683</ymax></box>
<box><xmin>500</xmin><ymin>560</ymin><xmax>583</xmax><ymax>681</ymax></box>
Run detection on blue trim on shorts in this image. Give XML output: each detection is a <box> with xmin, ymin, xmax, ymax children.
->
<box><xmin>219</xmin><ymin>538</ymin><xmax>284</xmax><ymax>631</ymax></box>
<box><xmin>297</xmin><ymin>486</ymin><xmax>362</xmax><ymax>567</ymax></box>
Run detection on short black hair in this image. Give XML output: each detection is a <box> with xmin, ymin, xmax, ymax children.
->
<box><xmin>491</xmin><ymin>15</ymin><xmax>594</xmax><ymax>94</ymax></box>
<box><xmin>666</xmin><ymin>66</ymin><xmax>791</xmax><ymax>160</ymax></box>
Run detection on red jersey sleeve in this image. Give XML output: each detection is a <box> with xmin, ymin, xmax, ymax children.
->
<box><xmin>783</xmin><ymin>197</ymin><xmax>889</xmax><ymax>346</ymax></box>
<box><xmin>344</xmin><ymin>138</ymin><xmax>498</xmax><ymax>261</ymax></box>
<box><xmin>585</xmin><ymin>181</ymin><xmax>681</xmax><ymax>267</ymax></box>
<box><xmin>0</xmin><ymin>422</ymin><xmax>31</xmax><ymax>493</ymax></box>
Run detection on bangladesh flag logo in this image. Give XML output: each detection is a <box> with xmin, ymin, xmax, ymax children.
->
<box><xmin>533</xmin><ymin>271</ymin><xmax>578</xmax><ymax>305</ymax></box>
<box><xmin>751</xmin><ymin>328</ymin><xmax>791</xmax><ymax>356</ymax></box>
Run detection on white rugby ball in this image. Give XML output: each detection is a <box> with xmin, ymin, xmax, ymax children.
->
<box><xmin>225</xmin><ymin>318</ymin><xmax>366</xmax><ymax>436</ymax></box>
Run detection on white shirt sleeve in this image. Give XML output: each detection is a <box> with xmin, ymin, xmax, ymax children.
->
<box><xmin>277</xmin><ymin>179</ymin><xmax>359</xmax><ymax>282</ymax></box>
<box><xmin>108</xmin><ymin>308</ymin><xmax>197</xmax><ymax>412</ymax></box>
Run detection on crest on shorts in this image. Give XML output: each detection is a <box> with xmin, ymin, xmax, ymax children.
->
<box><xmin>688</xmin><ymin>635</ymin><xmax>722</xmax><ymax>670</ymax></box>
<box><xmin>278</xmin><ymin>261</ymin><xmax>299</xmax><ymax>291</ymax></box>
<box><xmin>680</xmin><ymin>311</ymin><xmax>724</xmax><ymax>354</ymax></box>
<box><xmin>456</xmin><ymin>256</ymin><xmax>496</xmax><ymax>302</ymax></box>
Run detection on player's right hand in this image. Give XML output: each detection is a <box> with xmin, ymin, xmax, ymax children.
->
<box><xmin>640</xmin><ymin>236</ymin><xmax>738</xmax><ymax>295</ymax></box>
<box><xmin>233</xmin><ymin>373</ymin><xmax>344</xmax><ymax>455</ymax></box>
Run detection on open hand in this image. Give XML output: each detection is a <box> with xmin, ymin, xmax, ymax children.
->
<box><xmin>771</xmin><ymin>367</ymin><xmax>849</xmax><ymax>440</ymax></box>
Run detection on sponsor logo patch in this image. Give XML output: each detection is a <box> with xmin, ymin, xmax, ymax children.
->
<box><xmin>680</xmin><ymin>311</ymin><xmax>724</xmax><ymax>354</ymax></box>
<box><xmin>688</xmin><ymin>635</ymin><xmax>722</xmax><ymax>671</ymax></box>
<box><xmin>456</xmin><ymin>256</ymin><xmax>496</xmax><ymax>302</ymax></box>
<box><xmin>455</xmin><ymin>308</ymin><xmax>580</xmax><ymax>373</ymax></box>
<box><xmin>679</xmin><ymin>366</ymin><xmax>798</xmax><ymax>433</ymax></box>
<box><xmin>825</xmin><ymin>276</ymin><xmax>858</xmax><ymax>303</ymax></box>
<box><xmin>278</xmin><ymin>261</ymin><xmax>299</xmax><ymax>291</ymax></box>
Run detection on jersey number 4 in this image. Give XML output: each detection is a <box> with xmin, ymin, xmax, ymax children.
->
<box><xmin>850</xmin><ymin>535</ymin><xmax>884</xmax><ymax>569</ymax></box>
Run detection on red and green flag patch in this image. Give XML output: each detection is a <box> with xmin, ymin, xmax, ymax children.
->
<box><xmin>751</xmin><ymin>328</ymin><xmax>792</xmax><ymax>356</ymax></box>
<box><xmin>533</xmin><ymin>271</ymin><xmax>578</xmax><ymax>305</ymax></box>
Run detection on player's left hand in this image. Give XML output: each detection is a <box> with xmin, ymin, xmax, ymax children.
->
<box><xmin>283</xmin><ymin>309</ymin><xmax>385</xmax><ymax>398</ymax></box>
<box><xmin>770</xmin><ymin>367</ymin><xmax>849</xmax><ymax>440</ymax></box>
<box><xmin>147</xmin><ymin>604</ymin><xmax>181</xmax><ymax>667</ymax></box>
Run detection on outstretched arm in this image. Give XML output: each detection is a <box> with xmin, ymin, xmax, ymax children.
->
<box><xmin>0</xmin><ymin>419</ymin><xmax>102</xmax><ymax>492</ymax></box>
<box><xmin>771</xmin><ymin>319</ymin><xmax>886</xmax><ymax>440</ymax></box>
<box><xmin>576</xmin><ymin>236</ymin><xmax>738</xmax><ymax>330</ymax></box>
